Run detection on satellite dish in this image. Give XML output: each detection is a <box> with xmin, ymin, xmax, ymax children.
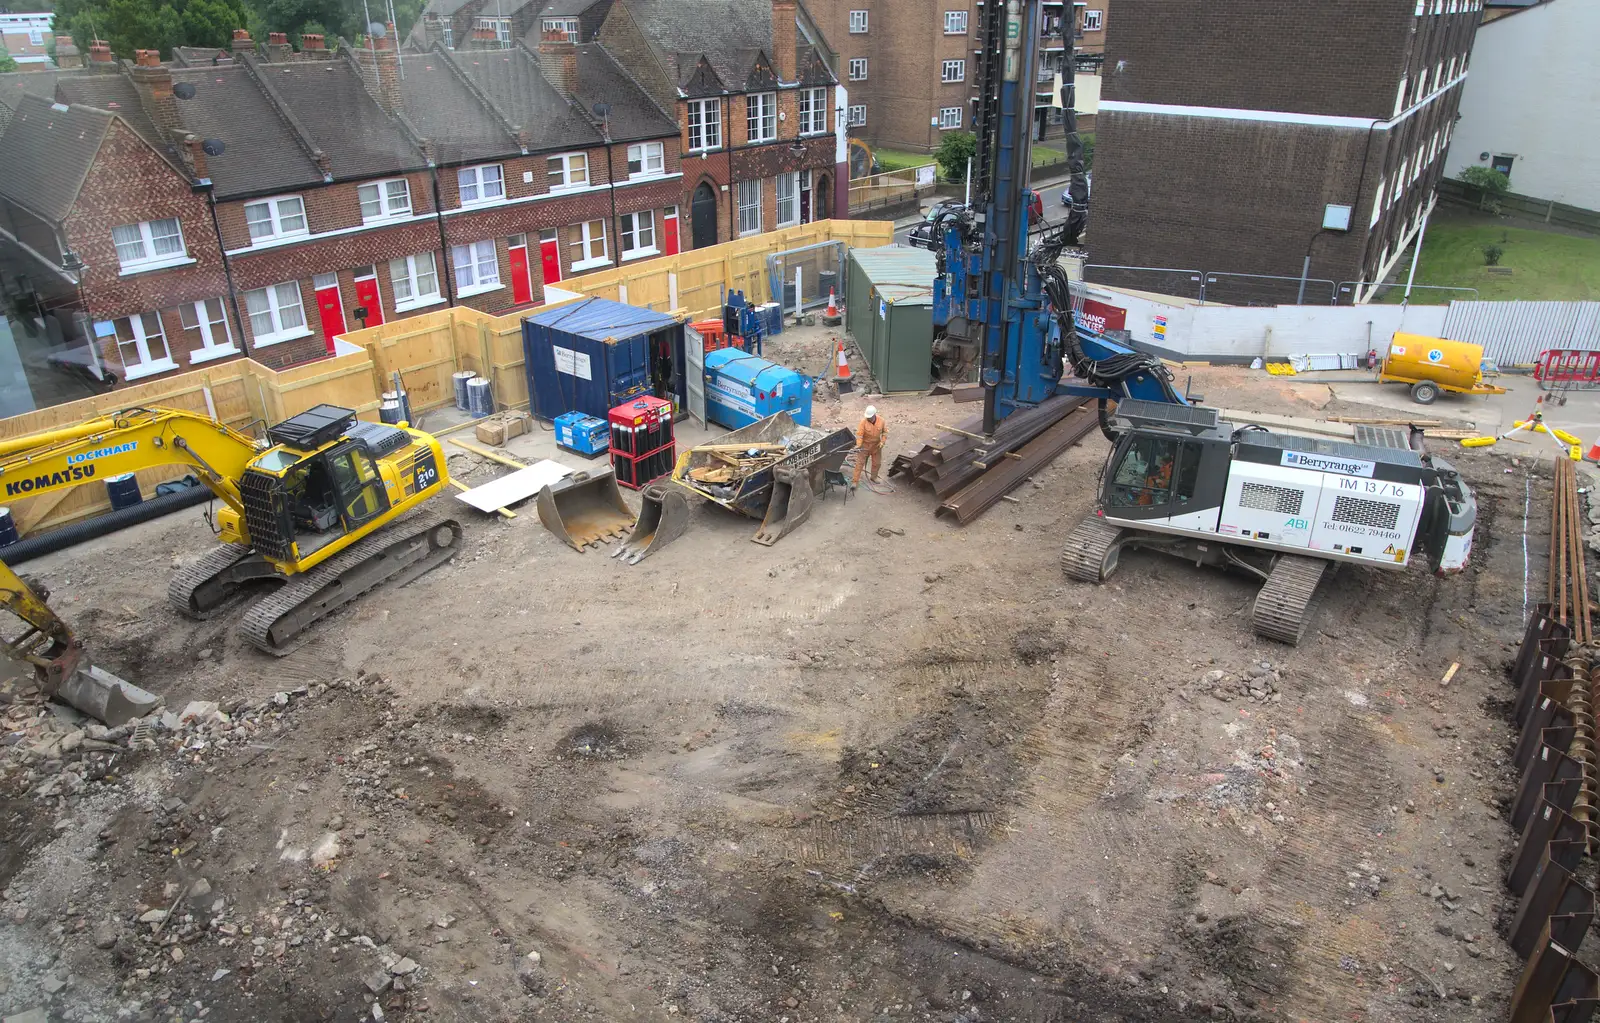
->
<box><xmin>173</xmin><ymin>82</ymin><xmax>197</xmax><ymax>100</ymax></box>
<box><xmin>201</xmin><ymin>138</ymin><xmax>226</xmax><ymax>157</ymax></box>
<box><xmin>592</xmin><ymin>102</ymin><xmax>610</xmax><ymax>118</ymax></box>
<box><xmin>367</xmin><ymin>21</ymin><xmax>388</xmax><ymax>38</ymax></box>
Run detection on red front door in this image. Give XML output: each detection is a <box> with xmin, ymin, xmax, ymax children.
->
<box><xmin>313</xmin><ymin>273</ymin><xmax>345</xmax><ymax>355</ymax></box>
<box><xmin>508</xmin><ymin>234</ymin><xmax>533</xmax><ymax>305</ymax></box>
<box><xmin>663</xmin><ymin>207</ymin><xmax>680</xmax><ymax>256</ymax></box>
<box><xmin>538</xmin><ymin>229</ymin><xmax>562</xmax><ymax>288</ymax></box>
<box><xmin>352</xmin><ymin>267</ymin><xmax>385</xmax><ymax>328</ymax></box>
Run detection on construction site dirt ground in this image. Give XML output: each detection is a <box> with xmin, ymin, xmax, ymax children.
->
<box><xmin>0</xmin><ymin>360</ymin><xmax>1574</xmax><ymax>1023</ymax></box>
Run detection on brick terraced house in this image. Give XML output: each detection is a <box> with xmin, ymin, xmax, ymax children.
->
<box><xmin>1087</xmin><ymin>0</ymin><xmax>1482</xmax><ymax>305</ymax></box>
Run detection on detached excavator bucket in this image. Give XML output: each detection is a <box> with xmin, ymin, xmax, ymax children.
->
<box><xmin>56</xmin><ymin>664</ymin><xmax>163</xmax><ymax>726</ymax></box>
<box><xmin>612</xmin><ymin>482</ymin><xmax>692</xmax><ymax>564</ymax></box>
<box><xmin>537</xmin><ymin>469</ymin><xmax>636</xmax><ymax>551</ymax></box>
<box><xmin>752</xmin><ymin>464</ymin><xmax>817</xmax><ymax>546</ymax></box>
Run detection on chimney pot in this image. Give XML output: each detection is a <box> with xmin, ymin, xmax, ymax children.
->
<box><xmin>301</xmin><ymin>33</ymin><xmax>325</xmax><ymax>50</ymax></box>
<box><xmin>135</xmin><ymin>49</ymin><xmax>162</xmax><ymax>67</ymax></box>
<box><xmin>232</xmin><ymin>29</ymin><xmax>254</xmax><ymax>53</ymax></box>
<box><xmin>88</xmin><ymin>41</ymin><xmax>113</xmax><ymax>64</ymax></box>
<box><xmin>268</xmin><ymin>32</ymin><xmax>288</xmax><ymax>44</ymax></box>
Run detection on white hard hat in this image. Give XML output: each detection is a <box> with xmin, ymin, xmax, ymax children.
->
<box><xmin>865</xmin><ymin>405</ymin><xmax>877</xmax><ymax>418</ymax></box>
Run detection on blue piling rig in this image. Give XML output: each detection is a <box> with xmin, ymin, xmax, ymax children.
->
<box><xmin>932</xmin><ymin>0</ymin><xmax>1186</xmax><ymax>437</ymax></box>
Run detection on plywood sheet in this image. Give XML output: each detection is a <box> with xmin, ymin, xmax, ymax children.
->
<box><xmin>453</xmin><ymin>459</ymin><xmax>573</xmax><ymax>512</ymax></box>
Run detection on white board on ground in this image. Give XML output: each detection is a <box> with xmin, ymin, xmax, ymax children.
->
<box><xmin>454</xmin><ymin>459</ymin><xmax>574</xmax><ymax>512</ymax></box>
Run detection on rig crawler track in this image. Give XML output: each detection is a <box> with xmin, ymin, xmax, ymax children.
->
<box><xmin>238</xmin><ymin>515</ymin><xmax>462</xmax><ymax>656</ymax></box>
<box><xmin>1060</xmin><ymin>516</ymin><xmax>1125</xmax><ymax>582</ymax></box>
<box><xmin>1250</xmin><ymin>554</ymin><xmax>1330</xmax><ymax>645</ymax></box>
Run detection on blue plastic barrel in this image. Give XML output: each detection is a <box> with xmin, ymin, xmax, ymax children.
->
<box><xmin>106</xmin><ymin>473</ymin><xmax>143</xmax><ymax>511</ymax></box>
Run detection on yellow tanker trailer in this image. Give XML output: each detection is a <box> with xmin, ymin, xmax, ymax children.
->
<box><xmin>1380</xmin><ymin>333</ymin><xmax>1507</xmax><ymax>404</ymax></box>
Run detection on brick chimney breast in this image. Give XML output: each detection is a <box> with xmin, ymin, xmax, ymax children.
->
<box><xmin>536</xmin><ymin>30</ymin><xmax>578</xmax><ymax>97</ymax></box>
<box><xmin>88</xmin><ymin>40</ymin><xmax>115</xmax><ymax>72</ymax></box>
<box><xmin>771</xmin><ymin>0</ymin><xmax>797</xmax><ymax>82</ymax></box>
<box><xmin>54</xmin><ymin>37</ymin><xmax>83</xmax><ymax>69</ymax></box>
<box><xmin>232</xmin><ymin>29</ymin><xmax>254</xmax><ymax>54</ymax></box>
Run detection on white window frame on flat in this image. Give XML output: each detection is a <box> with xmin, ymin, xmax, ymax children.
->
<box><xmin>111</xmin><ymin>218</ymin><xmax>190</xmax><ymax>273</ymax></box>
<box><xmin>452</xmin><ymin>239</ymin><xmax>502</xmax><ymax>297</ymax></box>
<box><xmin>944</xmin><ymin>10</ymin><xmax>967</xmax><ymax>34</ymax></box>
<box><xmin>477</xmin><ymin>16</ymin><xmax>512</xmax><ymax>45</ymax></box>
<box><xmin>541</xmin><ymin>16</ymin><xmax>579</xmax><ymax>41</ymax></box>
<box><xmin>389</xmin><ymin>253</ymin><xmax>442</xmax><ymax>312</ymax></box>
<box><xmin>441</xmin><ymin>23</ymin><xmax>453</xmax><ymax>47</ymax></box>
<box><xmin>746</xmin><ymin>92</ymin><xmax>777</xmax><ymax>144</ymax></box>
<box><xmin>547</xmin><ymin>152</ymin><xmax>589</xmax><ymax>191</ymax></box>
<box><xmin>626</xmin><ymin>142</ymin><xmax>664</xmax><ymax>178</ymax></box>
<box><xmin>847</xmin><ymin>104</ymin><xmax>866</xmax><ymax>127</ymax></box>
<box><xmin>941</xmin><ymin>59</ymin><xmax>965</xmax><ymax>83</ymax></box>
<box><xmin>686</xmin><ymin>98</ymin><xmax>722</xmax><ymax>151</ymax></box>
<box><xmin>569</xmin><ymin>219</ymin><xmax>609</xmax><ymax>272</ymax></box>
<box><xmin>848</xmin><ymin>57</ymin><xmax>867</xmax><ymax>81</ymax></box>
<box><xmin>98</xmin><ymin>312</ymin><xmax>177</xmax><ymax>381</ymax></box>
<box><xmin>358</xmin><ymin>178</ymin><xmax>413</xmax><ymax>223</ymax></box>
<box><xmin>798</xmin><ymin>87</ymin><xmax>828</xmax><ymax>134</ymax></box>
<box><xmin>243</xmin><ymin>195</ymin><xmax>308</xmax><ymax>244</ymax></box>
<box><xmin>776</xmin><ymin>172</ymin><xmax>799</xmax><ymax>227</ymax></box>
<box><xmin>457</xmin><ymin>163</ymin><xmax>505</xmax><ymax>206</ymax></box>
<box><xmin>939</xmin><ymin>106</ymin><xmax>963</xmax><ymax>129</ymax></box>
<box><xmin>1370</xmin><ymin>178</ymin><xmax>1385</xmax><ymax>226</ymax></box>
<box><xmin>737</xmin><ymin>179</ymin><xmax>761</xmax><ymax>236</ymax></box>
<box><xmin>848</xmin><ymin>9</ymin><xmax>868</xmax><ymax>33</ymax></box>
<box><xmin>619</xmin><ymin>210</ymin><xmax>656</xmax><ymax>260</ymax></box>
<box><xmin>244</xmin><ymin>282</ymin><xmax>310</xmax><ymax>347</ymax></box>
<box><xmin>180</xmin><ymin>298</ymin><xmax>238</xmax><ymax>364</ymax></box>
<box><xmin>1083</xmin><ymin>9</ymin><xmax>1102</xmax><ymax>30</ymax></box>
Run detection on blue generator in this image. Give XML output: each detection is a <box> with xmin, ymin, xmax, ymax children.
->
<box><xmin>703</xmin><ymin>349</ymin><xmax>814</xmax><ymax>430</ymax></box>
<box><xmin>553</xmin><ymin>412</ymin><xmax>610</xmax><ymax>457</ymax></box>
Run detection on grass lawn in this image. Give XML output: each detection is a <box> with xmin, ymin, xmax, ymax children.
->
<box><xmin>870</xmin><ymin>148</ymin><xmax>933</xmax><ymax>173</ymax></box>
<box><xmin>1390</xmin><ymin>212</ymin><xmax>1600</xmax><ymax>301</ymax></box>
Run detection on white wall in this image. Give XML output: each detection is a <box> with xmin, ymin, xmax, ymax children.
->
<box><xmin>1444</xmin><ymin>0</ymin><xmax>1600</xmax><ymax>209</ymax></box>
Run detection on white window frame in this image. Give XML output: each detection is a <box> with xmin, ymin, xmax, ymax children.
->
<box><xmin>244</xmin><ymin>282</ymin><xmax>310</xmax><ymax>347</ymax></box>
<box><xmin>1370</xmin><ymin>178</ymin><xmax>1385</xmax><ymax>226</ymax></box>
<box><xmin>1083</xmin><ymin>9</ymin><xmax>1103</xmax><ymax>30</ymax></box>
<box><xmin>569</xmin><ymin>220</ymin><xmax>609</xmax><ymax>272</ymax></box>
<box><xmin>848</xmin><ymin>9</ymin><xmax>868</xmax><ymax>33</ymax></box>
<box><xmin>798</xmin><ymin>87</ymin><xmax>828</xmax><ymax>135</ymax></box>
<box><xmin>389</xmin><ymin>253</ymin><xmax>442</xmax><ymax>312</ymax></box>
<box><xmin>776</xmin><ymin>172</ymin><xmax>799</xmax><ymax>228</ymax></box>
<box><xmin>686</xmin><ymin>98</ymin><xmax>722</xmax><ymax>152</ymax></box>
<box><xmin>28</xmin><ymin>27</ymin><xmax>43</xmax><ymax>45</ymax></box>
<box><xmin>939</xmin><ymin>106</ymin><xmax>963</xmax><ymax>130</ymax></box>
<box><xmin>619</xmin><ymin>210</ymin><xmax>657</xmax><ymax>260</ymax></box>
<box><xmin>746</xmin><ymin>92</ymin><xmax>777</xmax><ymax>144</ymax></box>
<box><xmin>737</xmin><ymin>179</ymin><xmax>761</xmax><ymax>237</ymax></box>
<box><xmin>944</xmin><ymin>10</ymin><xmax>967</xmax><ymax>34</ymax></box>
<box><xmin>180</xmin><ymin>298</ymin><xmax>238</xmax><ymax>364</ymax></box>
<box><xmin>547</xmin><ymin>152</ymin><xmax>589</xmax><ymax>192</ymax></box>
<box><xmin>477</xmin><ymin>16</ymin><xmax>512</xmax><ymax>45</ymax></box>
<box><xmin>243</xmin><ymin>195</ymin><xmax>308</xmax><ymax>244</ymax></box>
<box><xmin>848</xmin><ymin>57</ymin><xmax>867</xmax><ymax>81</ymax></box>
<box><xmin>441</xmin><ymin>23</ymin><xmax>453</xmax><ymax>47</ymax></box>
<box><xmin>541</xmin><ymin>16</ymin><xmax>579</xmax><ymax>41</ymax></box>
<box><xmin>941</xmin><ymin>59</ymin><xmax>965</xmax><ymax>84</ymax></box>
<box><xmin>847</xmin><ymin>104</ymin><xmax>866</xmax><ymax>127</ymax></box>
<box><xmin>626</xmin><ymin>142</ymin><xmax>664</xmax><ymax>179</ymax></box>
<box><xmin>357</xmin><ymin>178</ymin><xmax>413</xmax><ymax>223</ymax></box>
<box><xmin>452</xmin><ymin>239</ymin><xmax>502</xmax><ymax>297</ymax></box>
<box><xmin>98</xmin><ymin>312</ymin><xmax>177</xmax><ymax>380</ymax></box>
<box><xmin>111</xmin><ymin>218</ymin><xmax>190</xmax><ymax>273</ymax></box>
<box><xmin>457</xmin><ymin>163</ymin><xmax>506</xmax><ymax>206</ymax></box>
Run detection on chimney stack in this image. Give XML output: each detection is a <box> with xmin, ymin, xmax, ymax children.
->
<box><xmin>300</xmin><ymin>33</ymin><xmax>329</xmax><ymax>59</ymax></box>
<box><xmin>183</xmin><ymin>134</ymin><xmax>210</xmax><ymax>182</ymax></box>
<box><xmin>130</xmin><ymin>49</ymin><xmax>183</xmax><ymax>140</ymax></box>
<box><xmin>54</xmin><ymin>37</ymin><xmax>83</xmax><ymax>69</ymax></box>
<box><xmin>88</xmin><ymin>39</ymin><xmax>116</xmax><ymax>73</ymax></box>
<box><xmin>536</xmin><ymin>29</ymin><xmax>578</xmax><ymax>97</ymax></box>
<box><xmin>232</xmin><ymin>29</ymin><xmax>254</xmax><ymax>55</ymax></box>
<box><xmin>265</xmin><ymin>31</ymin><xmax>292</xmax><ymax>61</ymax></box>
<box><xmin>771</xmin><ymin>0</ymin><xmax>797</xmax><ymax>82</ymax></box>
<box><xmin>356</xmin><ymin>28</ymin><xmax>403</xmax><ymax>115</ymax></box>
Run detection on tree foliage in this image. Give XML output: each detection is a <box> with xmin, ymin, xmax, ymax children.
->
<box><xmin>935</xmin><ymin>131</ymin><xmax>977</xmax><ymax>183</ymax></box>
<box><xmin>54</xmin><ymin>0</ymin><xmax>250</xmax><ymax>58</ymax></box>
<box><xmin>1458</xmin><ymin>165</ymin><xmax>1510</xmax><ymax>195</ymax></box>
<box><xmin>0</xmin><ymin>47</ymin><xmax>18</xmax><ymax>73</ymax></box>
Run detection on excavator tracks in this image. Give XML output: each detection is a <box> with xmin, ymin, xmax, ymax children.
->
<box><xmin>1251</xmin><ymin>554</ymin><xmax>1331</xmax><ymax>646</ymax></box>
<box><xmin>237</xmin><ymin>515</ymin><xmax>462</xmax><ymax>656</ymax></box>
<box><xmin>167</xmin><ymin>543</ymin><xmax>257</xmax><ymax>619</ymax></box>
<box><xmin>1060</xmin><ymin>516</ymin><xmax>1126</xmax><ymax>583</ymax></box>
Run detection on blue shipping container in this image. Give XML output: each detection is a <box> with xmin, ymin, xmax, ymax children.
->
<box><xmin>522</xmin><ymin>298</ymin><xmax>686</xmax><ymax>423</ymax></box>
<box><xmin>703</xmin><ymin>349</ymin><xmax>814</xmax><ymax>430</ymax></box>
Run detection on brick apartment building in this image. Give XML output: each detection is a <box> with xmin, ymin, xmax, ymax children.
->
<box><xmin>0</xmin><ymin>0</ymin><xmax>844</xmax><ymax>401</ymax></box>
<box><xmin>1088</xmin><ymin>0</ymin><xmax>1481</xmax><ymax>305</ymax></box>
<box><xmin>0</xmin><ymin>11</ymin><xmax>54</xmax><ymax>70</ymax></box>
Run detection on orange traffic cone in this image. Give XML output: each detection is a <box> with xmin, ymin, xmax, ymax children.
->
<box><xmin>834</xmin><ymin>339</ymin><xmax>853</xmax><ymax>394</ymax></box>
<box><xmin>1587</xmin><ymin>431</ymin><xmax>1600</xmax><ymax>462</ymax></box>
<box><xmin>823</xmin><ymin>288</ymin><xmax>842</xmax><ymax>326</ymax></box>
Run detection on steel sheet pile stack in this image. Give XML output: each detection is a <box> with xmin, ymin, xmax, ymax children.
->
<box><xmin>1500</xmin><ymin>460</ymin><xmax>1599</xmax><ymax>1021</ymax></box>
<box><xmin>888</xmin><ymin>395</ymin><xmax>1098</xmax><ymax>523</ymax></box>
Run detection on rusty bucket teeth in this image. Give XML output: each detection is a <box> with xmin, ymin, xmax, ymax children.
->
<box><xmin>614</xmin><ymin>482</ymin><xmax>692</xmax><ymax>564</ymax></box>
<box><xmin>752</xmin><ymin>464</ymin><xmax>817</xmax><ymax>546</ymax></box>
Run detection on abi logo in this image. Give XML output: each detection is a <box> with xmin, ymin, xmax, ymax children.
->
<box><xmin>1285</xmin><ymin>518</ymin><xmax>1309</xmax><ymax>530</ymax></box>
<box><xmin>1428</xmin><ymin>348</ymin><xmax>1444</xmax><ymax>362</ymax></box>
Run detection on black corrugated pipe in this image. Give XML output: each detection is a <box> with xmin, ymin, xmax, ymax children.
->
<box><xmin>0</xmin><ymin>487</ymin><xmax>212</xmax><ymax>566</ymax></box>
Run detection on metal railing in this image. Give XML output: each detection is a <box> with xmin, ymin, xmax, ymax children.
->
<box><xmin>1082</xmin><ymin>264</ymin><xmax>1478</xmax><ymax>306</ymax></box>
<box><xmin>1336</xmin><ymin>281</ymin><xmax>1480</xmax><ymax>304</ymax></box>
<box><xmin>848</xmin><ymin>164</ymin><xmax>938</xmax><ymax>214</ymax></box>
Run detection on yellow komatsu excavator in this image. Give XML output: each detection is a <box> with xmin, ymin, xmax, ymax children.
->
<box><xmin>0</xmin><ymin>403</ymin><xmax>459</xmax><ymax>658</ymax></box>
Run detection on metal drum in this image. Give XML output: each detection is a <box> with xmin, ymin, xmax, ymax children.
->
<box><xmin>0</xmin><ymin>507</ymin><xmax>17</xmax><ymax>547</ymax></box>
<box><xmin>466</xmin><ymin>377</ymin><xmax>494</xmax><ymax>418</ymax></box>
<box><xmin>105</xmin><ymin>473</ymin><xmax>143</xmax><ymax>511</ymax></box>
<box><xmin>452</xmin><ymin>371</ymin><xmax>478</xmax><ymax>411</ymax></box>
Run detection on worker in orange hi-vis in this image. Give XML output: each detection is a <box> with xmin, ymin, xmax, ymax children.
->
<box><xmin>852</xmin><ymin>405</ymin><xmax>888</xmax><ymax>489</ymax></box>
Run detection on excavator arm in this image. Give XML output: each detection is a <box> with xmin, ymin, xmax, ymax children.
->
<box><xmin>0</xmin><ymin>561</ymin><xmax>80</xmax><ymax>693</ymax></box>
<box><xmin>0</xmin><ymin>407</ymin><xmax>262</xmax><ymax>513</ymax></box>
